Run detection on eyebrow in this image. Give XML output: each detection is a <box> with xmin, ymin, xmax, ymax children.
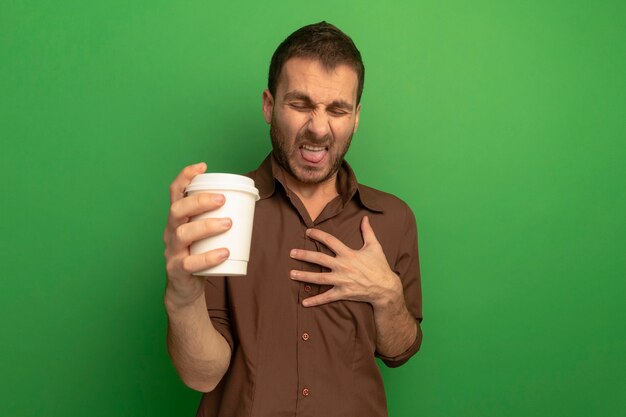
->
<box><xmin>283</xmin><ymin>91</ymin><xmax>354</xmax><ymax>112</ymax></box>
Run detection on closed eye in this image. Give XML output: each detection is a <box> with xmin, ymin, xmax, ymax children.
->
<box><xmin>327</xmin><ymin>107</ymin><xmax>349</xmax><ymax>116</ymax></box>
<box><xmin>289</xmin><ymin>102</ymin><xmax>312</xmax><ymax>111</ymax></box>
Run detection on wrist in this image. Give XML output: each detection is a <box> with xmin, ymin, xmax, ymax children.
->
<box><xmin>371</xmin><ymin>273</ymin><xmax>404</xmax><ymax>311</ymax></box>
<box><xmin>164</xmin><ymin>280</ymin><xmax>206</xmax><ymax>313</ymax></box>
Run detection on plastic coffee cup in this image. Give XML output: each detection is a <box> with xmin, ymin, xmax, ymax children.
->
<box><xmin>185</xmin><ymin>173</ymin><xmax>260</xmax><ymax>276</ymax></box>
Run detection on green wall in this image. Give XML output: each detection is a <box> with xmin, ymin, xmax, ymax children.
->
<box><xmin>1</xmin><ymin>1</ymin><xmax>624</xmax><ymax>416</ymax></box>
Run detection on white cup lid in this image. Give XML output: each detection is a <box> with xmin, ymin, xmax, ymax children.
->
<box><xmin>185</xmin><ymin>173</ymin><xmax>260</xmax><ymax>200</ymax></box>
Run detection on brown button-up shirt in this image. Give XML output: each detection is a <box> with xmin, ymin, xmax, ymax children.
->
<box><xmin>197</xmin><ymin>154</ymin><xmax>423</xmax><ymax>417</ymax></box>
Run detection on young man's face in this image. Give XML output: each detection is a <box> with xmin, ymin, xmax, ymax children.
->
<box><xmin>263</xmin><ymin>57</ymin><xmax>361</xmax><ymax>185</ymax></box>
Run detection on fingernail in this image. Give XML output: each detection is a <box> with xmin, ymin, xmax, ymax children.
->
<box><xmin>217</xmin><ymin>249</ymin><xmax>229</xmax><ymax>260</ymax></box>
<box><xmin>212</xmin><ymin>194</ymin><xmax>225</xmax><ymax>204</ymax></box>
<box><xmin>290</xmin><ymin>270</ymin><xmax>298</xmax><ymax>278</ymax></box>
<box><xmin>221</xmin><ymin>218</ymin><xmax>232</xmax><ymax>227</ymax></box>
<box><xmin>290</xmin><ymin>249</ymin><xmax>297</xmax><ymax>258</ymax></box>
<box><xmin>305</xmin><ymin>229</ymin><xmax>312</xmax><ymax>236</ymax></box>
<box><xmin>193</xmin><ymin>162</ymin><xmax>205</xmax><ymax>169</ymax></box>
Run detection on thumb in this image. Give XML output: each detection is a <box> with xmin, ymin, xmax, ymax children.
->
<box><xmin>360</xmin><ymin>216</ymin><xmax>379</xmax><ymax>247</ymax></box>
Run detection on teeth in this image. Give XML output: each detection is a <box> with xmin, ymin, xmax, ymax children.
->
<box><xmin>301</xmin><ymin>144</ymin><xmax>326</xmax><ymax>151</ymax></box>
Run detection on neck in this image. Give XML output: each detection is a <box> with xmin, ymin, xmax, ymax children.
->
<box><xmin>284</xmin><ymin>171</ymin><xmax>339</xmax><ymax>221</ymax></box>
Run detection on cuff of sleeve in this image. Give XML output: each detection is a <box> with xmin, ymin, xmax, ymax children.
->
<box><xmin>376</xmin><ymin>321</ymin><xmax>423</xmax><ymax>368</ymax></box>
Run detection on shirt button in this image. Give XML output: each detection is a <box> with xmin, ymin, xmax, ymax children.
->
<box><xmin>302</xmin><ymin>388</ymin><xmax>310</xmax><ymax>397</ymax></box>
<box><xmin>304</xmin><ymin>285</ymin><xmax>312</xmax><ymax>292</ymax></box>
<box><xmin>302</xmin><ymin>332</ymin><xmax>310</xmax><ymax>341</ymax></box>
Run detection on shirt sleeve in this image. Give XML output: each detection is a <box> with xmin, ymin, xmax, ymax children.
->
<box><xmin>204</xmin><ymin>277</ymin><xmax>235</xmax><ymax>353</ymax></box>
<box><xmin>376</xmin><ymin>203</ymin><xmax>423</xmax><ymax>368</ymax></box>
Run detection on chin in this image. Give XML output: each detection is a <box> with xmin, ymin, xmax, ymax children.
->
<box><xmin>290</xmin><ymin>164</ymin><xmax>332</xmax><ymax>185</ymax></box>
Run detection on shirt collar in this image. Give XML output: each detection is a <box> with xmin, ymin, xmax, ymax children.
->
<box><xmin>249</xmin><ymin>153</ymin><xmax>384</xmax><ymax>213</ymax></box>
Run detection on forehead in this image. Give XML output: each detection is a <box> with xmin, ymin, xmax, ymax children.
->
<box><xmin>276</xmin><ymin>57</ymin><xmax>359</xmax><ymax>103</ymax></box>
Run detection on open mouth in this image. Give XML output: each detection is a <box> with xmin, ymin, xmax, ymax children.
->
<box><xmin>299</xmin><ymin>144</ymin><xmax>328</xmax><ymax>164</ymax></box>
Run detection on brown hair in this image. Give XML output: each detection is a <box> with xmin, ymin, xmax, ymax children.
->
<box><xmin>268</xmin><ymin>21</ymin><xmax>365</xmax><ymax>104</ymax></box>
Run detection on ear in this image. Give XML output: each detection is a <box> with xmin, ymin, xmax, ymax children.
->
<box><xmin>262</xmin><ymin>89</ymin><xmax>274</xmax><ymax>124</ymax></box>
<box><xmin>354</xmin><ymin>102</ymin><xmax>361</xmax><ymax>133</ymax></box>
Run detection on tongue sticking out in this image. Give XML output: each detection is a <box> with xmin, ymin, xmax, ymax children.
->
<box><xmin>300</xmin><ymin>148</ymin><xmax>326</xmax><ymax>163</ymax></box>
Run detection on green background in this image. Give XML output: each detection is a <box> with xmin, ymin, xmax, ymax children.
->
<box><xmin>1</xmin><ymin>1</ymin><xmax>624</xmax><ymax>416</ymax></box>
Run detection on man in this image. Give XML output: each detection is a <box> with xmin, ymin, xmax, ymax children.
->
<box><xmin>163</xmin><ymin>22</ymin><xmax>423</xmax><ymax>417</ymax></box>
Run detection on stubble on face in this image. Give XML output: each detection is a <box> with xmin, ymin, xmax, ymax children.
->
<box><xmin>270</xmin><ymin>117</ymin><xmax>354</xmax><ymax>185</ymax></box>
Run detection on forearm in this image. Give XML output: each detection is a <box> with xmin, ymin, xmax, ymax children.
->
<box><xmin>372</xmin><ymin>287</ymin><xmax>418</xmax><ymax>358</ymax></box>
<box><xmin>165</xmin><ymin>290</ymin><xmax>231</xmax><ymax>392</ymax></box>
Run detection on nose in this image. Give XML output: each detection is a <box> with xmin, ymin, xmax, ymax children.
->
<box><xmin>306</xmin><ymin>110</ymin><xmax>331</xmax><ymax>140</ymax></box>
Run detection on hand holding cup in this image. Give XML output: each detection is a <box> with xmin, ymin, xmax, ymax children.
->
<box><xmin>163</xmin><ymin>163</ymin><xmax>233</xmax><ymax>308</ymax></box>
